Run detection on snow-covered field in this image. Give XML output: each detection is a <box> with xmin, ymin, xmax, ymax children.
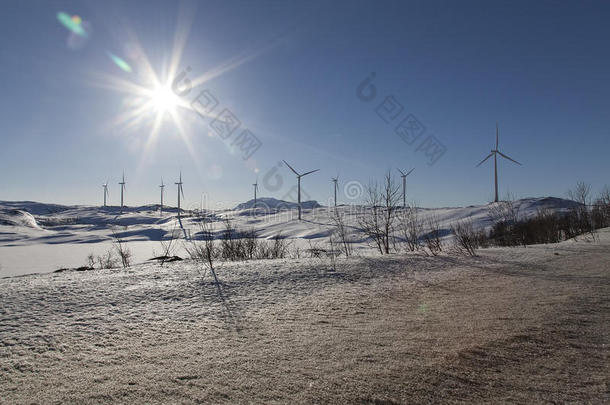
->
<box><xmin>0</xmin><ymin>197</ymin><xmax>579</xmax><ymax>277</ymax></box>
<box><xmin>0</xmin><ymin>226</ymin><xmax>608</xmax><ymax>403</ymax></box>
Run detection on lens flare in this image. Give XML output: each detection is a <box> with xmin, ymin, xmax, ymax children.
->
<box><xmin>57</xmin><ymin>12</ymin><xmax>88</xmax><ymax>37</ymax></box>
<box><xmin>107</xmin><ymin>52</ymin><xmax>132</xmax><ymax>73</ymax></box>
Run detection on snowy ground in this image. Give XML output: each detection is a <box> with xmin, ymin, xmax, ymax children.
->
<box><xmin>0</xmin><ymin>197</ymin><xmax>579</xmax><ymax>277</ymax></box>
<box><xmin>0</xmin><ymin>228</ymin><xmax>608</xmax><ymax>404</ymax></box>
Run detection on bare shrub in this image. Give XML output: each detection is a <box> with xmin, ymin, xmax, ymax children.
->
<box><xmin>398</xmin><ymin>205</ymin><xmax>424</xmax><ymax>252</ymax></box>
<box><xmin>331</xmin><ymin>209</ymin><xmax>353</xmax><ymax>257</ymax></box>
<box><xmin>159</xmin><ymin>224</ymin><xmax>180</xmax><ymax>266</ymax></box>
<box><xmin>423</xmin><ymin>215</ymin><xmax>443</xmax><ymax>256</ymax></box>
<box><xmin>97</xmin><ymin>250</ymin><xmax>117</xmax><ymax>269</ymax></box>
<box><xmin>451</xmin><ymin>219</ymin><xmax>487</xmax><ymax>256</ymax></box>
<box><xmin>566</xmin><ymin>181</ymin><xmax>594</xmax><ymax>239</ymax></box>
<box><xmin>242</xmin><ymin>228</ymin><xmax>259</xmax><ymax>260</ymax></box>
<box><xmin>592</xmin><ymin>185</ymin><xmax>610</xmax><ymax>229</ymax></box>
<box><xmin>184</xmin><ymin>212</ymin><xmax>219</xmax><ymax>284</ymax></box>
<box><xmin>112</xmin><ymin>228</ymin><xmax>132</xmax><ymax>268</ymax></box>
<box><xmin>358</xmin><ymin>170</ymin><xmax>401</xmax><ymax>254</ymax></box>
<box><xmin>86</xmin><ymin>253</ymin><xmax>96</xmax><ymax>269</ymax></box>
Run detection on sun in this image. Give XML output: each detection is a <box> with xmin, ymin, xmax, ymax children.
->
<box><xmin>150</xmin><ymin>84</ymin><xmax>179</xmax><ymax>114</ymax></box>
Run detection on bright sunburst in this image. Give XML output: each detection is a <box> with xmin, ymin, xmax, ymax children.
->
<box><xmin>149</xmin><ymin>83</ymin><xmax>179</xmax><ymax>114</ymax></box>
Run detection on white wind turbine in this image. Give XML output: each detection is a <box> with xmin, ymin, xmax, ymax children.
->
<box><xmin>159</xmin><ymin>178</ymin><xmax>165</xmax><ymax>215</ymax></box>
<box><xmin>119</xmin><ymin>171</ymin><xmax>126</xmax><ymax>212</ymax></box>
<box><xmin>476</xmin><ymin>123</ymin><xmax>522</xmax><ymax>203</ymax></box>
<box><xmin>252</xmin><ymin>178</ymin><xmax>258</xmax><ymax>209</ymax></box>
<box><xmin>397</xmin><ymin>168</ymin><xmax>414</xmax><ymax>208</ymax></box>
<box><xmin>283</xmin><ymin>160</ymin><xmax>319</xmax><ymax>220</ymax></box>
<box><xmin>331</xmin><ymin>175</ymin><xmax>339</xmax><ymax>207</ymax></box>
<box><xmin>175</xmin><ymin>171</ymin><xmax>184</xmax><ymax>218</ymax></box>
<box><xmin>102</xmin><ymin>180</ymin><xmax>109</xmax><ymax>207</ymax></box>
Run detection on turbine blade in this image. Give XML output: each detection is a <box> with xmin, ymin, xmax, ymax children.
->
<box><xmin>181</xmin><ymin>186</ymin><xmax>185</xmax><ymax>199</ymax></box>
<box><xmin>476</xmin><ymin>152</ymin><xmax>494</xmax><ymax>167</ymax></box>
<box><xmin>301</xmin><ymin>169</ymin><xmax>319</xmax><ymax>177</ymax></box>
<box><xmin>496</xmin><ymin>123</ymin><xmax>499</xmax><ymax>149</ymax></box>
<box><xmin>397</xmin><ymin>168</ymin><xmax>405</xmax><ymax>176</ymax></box>
<box><xmin>406</xmin><ymin>168</ymin><xmax>415</xmax><ymax>176</ymax></box>
<box><xmin>282</xmin><ymin>160</ymin><xmax>299</xmax><ymax>175</ymax></box>
<box><xmin>497</xmin><ymin>150</ymin><xmax>522</xmax><ymax>165</ymax></box>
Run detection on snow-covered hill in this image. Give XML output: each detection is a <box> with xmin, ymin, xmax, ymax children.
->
<box><xmin>0</xmin><ymin>197</ymin><xmax>580</xmax><ymax>277</ymax></box>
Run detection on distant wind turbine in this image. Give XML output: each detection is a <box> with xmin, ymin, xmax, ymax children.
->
<box><xmin>175</xmin><ymin>171</ymin><xmax>184</xmax><ymax>218</ymax></box>
<box><xmin>397</xmin><ymin>168</ymin><xmax>414</xmax><ymax>208</ymax></box>
<box><xmin>119</xmin><ymin>171</ymin><xmax>126</xmax><ymax>212</ymax></box>
<box><xmin>283</xmin><ymin>160</ymin><xmax>319</xmax><ymax>220</ymax></box>
<box><xmin>331</xmin><ymin>175</ymin><xmax>339</xmax><ymax>207</ymax></box>
<box><xmin>476</xmin><ymin>123</ymin><xmax>522</xmax><ymax>203</ymax></box>
<box><xmin>159</xmin><ymin>178</ymin><xmax>165</xmax><ymax>215</ymax></box>
<box><xmin>102</xmin><ymin>180</ymin><xmax>109</xmax><ymax>207</ymax></box>
<box><xmin>252</xmin><ymin>178</ymin><xmax>258</xmax><ymax>209</ymax></box>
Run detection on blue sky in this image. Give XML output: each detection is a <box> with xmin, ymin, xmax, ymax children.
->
<box><xmin>1</xmin><ymin>0</ymin><xmax>609</xmax><ymax>208</ymax></box>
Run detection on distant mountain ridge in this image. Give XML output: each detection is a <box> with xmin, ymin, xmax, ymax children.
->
<box><xmin>233</xmin><ymin>197</ymin><xmax>321</xmax><ymax>211</ymax></box>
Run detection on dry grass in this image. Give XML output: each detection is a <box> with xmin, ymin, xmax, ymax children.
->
<box><xmin>1</xmin><ymin>233</ymin><xmax>609</xmax><ymax>404</ymax></box>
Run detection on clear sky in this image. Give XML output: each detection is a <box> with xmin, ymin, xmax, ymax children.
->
<box><xmin>1</xmin><ymin>0</ymin><xmax>609</xmax><ymax>209</ymax></box>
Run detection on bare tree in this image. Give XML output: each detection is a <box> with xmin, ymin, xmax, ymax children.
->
<box><xmin>358</xmin><ymin>170</ymin><xmax>401</xmax><ymax>254</ymax></box>
<box><xmin>567</xmin><ymin>181</ymin><xmax>594</xmax><ymax>238</ymax></box>
<box><xmin>568</xmin><ymin>181</ymin><xmax>592</xmax><ymax>206</ymax></box>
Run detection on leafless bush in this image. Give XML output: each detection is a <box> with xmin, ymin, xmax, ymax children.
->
<box><xmin>358</xmin><ymin>170</ymin><xmax>401</xmax><ymax>254</ymax></box>
<box><xmin>451</xmin><ymin>219</ymin><xmax>487</xmax><ymax>256</ymax></box>
<box><xmin>488</xmin><ymin>193</ymin><xmax>520</xmax><ymax>225</ymax></box>
<box><xmin>159</xmin><ymin>224</ymin><xmax>180</xmax><ymax>266</ymax></box>
<box><xmin>184</xmin><ymin>212</ymin><xmax>219</xmax><ymax>284</ymax></box>
<box><xmin>566</xmin><ymin>181</ymin><xmax>594</xmax><ymax>239</ymax></box>
<box><xmin>398</xmin><ymin>206</ymin><xmax>424</xmax><ymax>252</ymax></box>
<box><xmin>592</xmin><ymin>185</ymin><xmax>610</xmax><ymax>229</ymax></box>
<box><xmin>112</xmin><ymin>228</ymin><xmax>132</xmax><ymax>268</ymax></box>
<box><xmin>86</xmin><ymin>253</ymin><xmax>96</xmax><ymax>268</ymax></box>
<box><xmin>267</xmin><ymin>234</ymin><xmax>290</xmax><ymax>259</ymax></box>
<box><xmin>242</xmin><ymin>228</ymin><xmax>258</xmax><ymax>259</ymax></box>
<box><xmin>331</xmin><ymin>209</ymin><xmax>353</xmax><ymax>257</ymax></box>
<box><xmin>423</xmin><ymin>215</ymin><xmax>443</xmax><ymax>256</ymax></box>
<box><xmin>97</xmin><ymin>249</ymin><xmax>118</xmax><ymax>269</ymax></box>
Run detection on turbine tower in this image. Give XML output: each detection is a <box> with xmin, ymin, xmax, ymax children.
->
<box><xmin>331</xmin><ymin>176</ymin><xmax>339</xmax><ymax>207</ymax></box>
<box><xmin>476</xmin><ymin>123</ymin><xmax>522</xmax><ymax>203</ymax></box>
<box><xmin>102</xmin><ymin>180</ymin><xmax>109</xmax><ymax>207</ymax></box>
<box><xmin>159</xmin><ymin>178</ymin><xmax>165</xmax><ymax>215</ymax></box>
<box><xmin>252</xmin><ymin>179</ymin><xmax>258</xmax><ymax>209</ymax></box>
<box><xmin>119</xmin><ymin>172</ymin><xmax>126</xmax><ymax>211</ymax></box>
<box><xmin>397</xmin><ymin>168</ymin><xmax>414</xmax><ymax>208</ymax></box>
<box><xmin>175</xmin><ymin>171</ymin><xmax>184</xmax><ymax>218</ymax></box>
<box><xmin>283</xmin><ymin>160</ymin><xmax>319</xmax><ymax>220</ymax></box>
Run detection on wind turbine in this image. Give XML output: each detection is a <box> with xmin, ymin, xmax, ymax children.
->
<box><xmin>331</xmin><ymin>175</ymin><xmax>339</xmax><ymax>207</ymax></box>
<box><xmin>397</xmin><ymin>168</ymin><xmax>414</xmax><ymax>208</ymax></box>
<box><xmin>283</xmin><ymin>160</ymin><xmax>319</xmax><ymax>220</ymax></box>
<box><xmin>175</xmin><ymin>171</ymin><xmax>184</xmax><ymax>218</ymax></box>
<box><xmin>252</xmin><ymin>178</ymin><xmax>258</xmax><ymax>209</ymax></box>
<box><xmin>476</xmin><ymin>123</ymin><xmax>522</xmax><ymax>203</ymax></box>
<box><xmin>119</xmin><ymin>172</ymin><xmax>126</xmax><ymax>212</ymax></box>
<box><xmin>102</xmin><ymin>180</ymin><xmax>109</xmax><ymax>207</ymax></box>
<box><xmin>159</xmin><ymin>178</ymin><xmax>165</xmax><ymax>215</ymax></box>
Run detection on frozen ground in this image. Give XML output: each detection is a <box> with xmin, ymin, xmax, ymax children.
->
<box><xmin>0</xmin><ymin>197</ymin><xmax>579</xmax><ymax>277</ymax></box>
<box><xmin>0</xmin><ymin>228</ymin><xmax>608</xmax><ymax>404</ymax></box>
